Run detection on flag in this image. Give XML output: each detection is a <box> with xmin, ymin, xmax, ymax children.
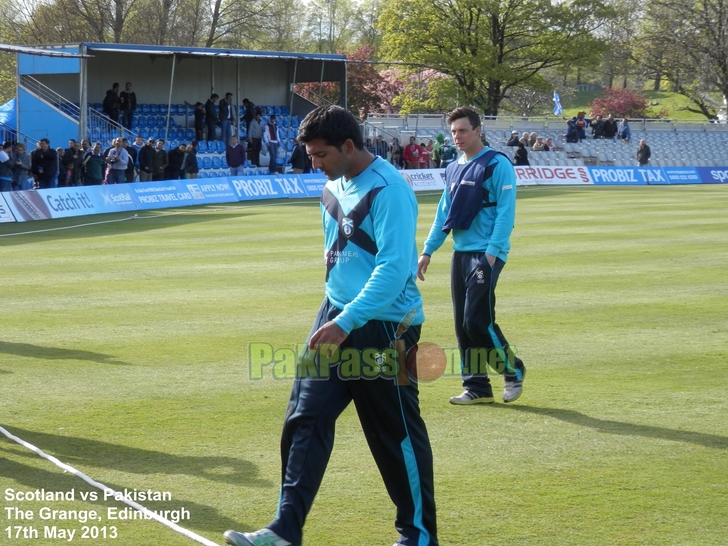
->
<box><xmin>553</xmin><ymin>91</ymin><xmax>563</xmax><ymax>116</ymax></box>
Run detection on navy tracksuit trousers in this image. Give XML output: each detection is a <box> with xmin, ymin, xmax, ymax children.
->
<box><xmin>267</xmin><ymin>299</ymin><xmax>438</xmax><ymax>546</ymax></box>
<box><xmin>451</xmin><ymin>251</ymin><xmax>525</xmax><ymax>396</ymax></box>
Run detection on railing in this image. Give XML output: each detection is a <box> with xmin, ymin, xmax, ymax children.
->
<box><xmin>0</xmin><ymin>122</ymin><xmax>38</xmax><ymax>147</ymax></box>
<box><xmin>19</xmin><ymin>75</ymin><xmax>138</xmax><ymax>144</ymax></box>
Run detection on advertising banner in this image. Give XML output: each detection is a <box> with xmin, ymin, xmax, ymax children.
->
<box><xmin>588</xmin><ymin>166</ymin><xmax>666</xmax><ymax>185</ymax></box>
<box><xmin>400</xmin><ymin>169</ymin><xmax>447</xmax><ymax>191</ymax></box>
<box><xmin>515</xmin><ymin>165</ymin><xmax>593</xmax><ymax>185</ymax></box>
<box><xmin>0</xmin><ymin>193</ymin><xmax>16</xmax><ymax>222</ymax></box>
<box><xmin>696</xmin><ymin>167</ymin><xmax>728</xmax><ymax>184</ymax></box>
<box><xmin>229</xmin><ymin>174</ymin><xmax>310</xmax><ymax>201</ymax></box>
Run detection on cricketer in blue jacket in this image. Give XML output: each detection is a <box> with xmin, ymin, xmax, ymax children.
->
<box><xmin>418</xmin><ymin>107</ymin><xmax>526</xmax><ymax>406</ymax></box>
<box><xmin>224</xmin><ymin>105</ymin><xmax>438</xmax><ymax>546</ymax></box>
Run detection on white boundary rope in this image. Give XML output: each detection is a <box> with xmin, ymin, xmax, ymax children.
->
<box><xmin>0</xmin><ymin>425</ymin><xmax>221</xmax><ymax>546</ymax></box>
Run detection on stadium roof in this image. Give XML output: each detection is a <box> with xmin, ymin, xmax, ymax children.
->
<box><xmin>0</xmin><ymin>43</ymin><xmax>89</xmax><ymax>57</ymax></box>
<box><xmin>81</xmin><ymin>42</ymin><xmax>346</xmax><ymax>62</ymax></box>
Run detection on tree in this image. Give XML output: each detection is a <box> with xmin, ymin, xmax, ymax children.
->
<box><xmin>635</xmin><ymin>0</ymin><xmax>728</xmax><ymax>120</ymax></box>
<box><xmin>379</xmin><ymin>0</ymin><xmax>614</xmax><ymax>115</ymax></box>
<box><xmin>589</xmin><ymin>87</ymin><xmax>647</xmax><ymax>117</ymax></box>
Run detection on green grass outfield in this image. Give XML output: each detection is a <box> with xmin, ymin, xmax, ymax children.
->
<box><xmin>1</xmin><ymin>185</ymin><xmax>727</xmax><ymax>546</ymax></box>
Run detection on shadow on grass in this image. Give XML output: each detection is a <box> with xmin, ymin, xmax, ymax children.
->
<box><xmin>0</xmin><ymin>206</ymin><xmax>262</xmax><ymax>247</ymax></box>
<box><xmin>0</xmin><ymin>456</ymin><xmax>251</xmax><ymax>535</ymax></box>
<box><xmin>0</xmin><ymin>341</ymin><xmax>130</xmax><ymax>366</ymax></box>
<box><xmin>0</xmin><ymin>369</ymin><xmax>12</xmax><ymax>374</ymax></box>
<box><xmin>0</xmin><ymin>426</ymin><xmax>272</xmax><ymax>489</ymax></box>
<box><xmin>497</xmin><ymin>404</ymin><xmax>728</xmax><ymax>450</ymax></box>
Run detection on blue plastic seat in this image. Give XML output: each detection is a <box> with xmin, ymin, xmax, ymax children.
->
<box><xmin>155</xmin><ymin>116</ymin><xmax>165</xmax><ymax>127</ymax></box>
<box><xmin>239</xmin><ymin>126</ymin><xmax>247</xmax><ymax>139</ymax></box>
<box><xmin>186</xmin><ymin>129</ymin><xmax>195</xmax><ymax>140</ymax></box>
<box><xmin>197</xmin><ymin>172</ymin><xmax>207</xmax><ymax>178</ymax></box>
<box><xmin>159</xmin><ymin>104</ymin><xmax>168</xmax><ymax>115</ymax></box>
<box><xmin>279</xmin><ymin>117</ymin><xmax>288</xmax><ymax>128</ymax></box>
<box><xmin>140</xmin><ymin>104</ymin><xmax>150</xmax><ymax>114</ymax></box>
<box><xmin>197</xmin><ymin>141</ymin><xmax>208</xmax><ymax>153</ymax></box>
<box><xmin>211</xmin><ymin>156</ymin><xmax>222</xmax><ymax>169</ymax></box>
<box><xmin>202</xmin><ymin>157</ymin><xmax>212</xmax><ymax>169</ymax></box>
<box><xmin>169</xmin><ymin>140</ymin><xmax>179</xmax><ymax>150</ymax></box>
<box><xmin>136</xmin><ymin>115</ymin><xmax>147</xmax><ymax>128</ymax></box>
<box><xmin>196</xmin><ymin>156</ymin><xmax>204</xmax><ymax>169</ymax></box>
<box><xmin>90</xmin><ymin>128</ymin><xmax>101</xmax><ymax>141</ymax></box>
<box><xmin>215</xmin><ymin>140</ymin><xmax>225</xmax><ymax>152</ymax></box>
<box><xmin>140</xmin><ymin>128</ymin><xmax>149</xmax><ymax>139</ymax></box>
<box><xmin>176</xmin><ymin>128</ymin><xmax>186</xmax><ymax>139</ymax></box>
<box><xmin>280</xmin><ymin>106</ymin><xmax>290</xmax><ymax>116</ymax></box>
<box><xmin>150</xmin><ymin>104</ymin><xmax>159</xmax><ymax>114</ymax></box>
<box><xmin>221</xmin><ymin>156</ymin><xmax>229</xmax><ymax>168</ymax></box>
<box><xmin>148</xmin><ymin>129</ymin><xmax>158</xmax><ymax>139</ymax></box>
<box><xmin>273</xmin><ymin>106</ymin><xmax>282</xmax><ymax>116</ymax></box>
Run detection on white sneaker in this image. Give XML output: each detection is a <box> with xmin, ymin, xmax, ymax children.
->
<box><xmin>224</xmin><ymin>528</ymin><xmax>291</xmax><ymax>546</ymax></box>
<box><xmin>503</xmin><ymin>366</ymin><xmax>526</xmax><ymax>403</ymax></box>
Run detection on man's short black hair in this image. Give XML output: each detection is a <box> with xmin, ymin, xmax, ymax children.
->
<box><xmin>446</xmin><ymin>107</ymin><xmax>481</xmax><ymax>130</ymax></box>
<box><xmin>297</xmin><ymin>106</ymin><xmax>364</xmax><ymax>151</ymax></box>
<box><xmin>211</xmin><ymin>93</ymin><xmax>219</xmax><ymax>100</ymax></box>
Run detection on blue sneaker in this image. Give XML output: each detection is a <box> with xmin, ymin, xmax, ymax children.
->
<box><xmin>224</xmin><ymin>528</ymin><xmax>291</xmax><ymax>546</ymax></box>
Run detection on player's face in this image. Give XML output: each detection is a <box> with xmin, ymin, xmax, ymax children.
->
<box><xmin>305</xmin><ymin>138</ymin><xmax>353</xmax><ymax>181</ymax></box>
<box><xmin>450</xmin><ymin>117</ymin><xmax>480</xmax><ymax>154</ymax></box>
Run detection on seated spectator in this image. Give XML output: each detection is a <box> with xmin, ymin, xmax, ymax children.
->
<box><xmin>532</xmin><ymin>136</ymin><xmax>546</xmax><ymax>151</ymax></box>
<box><xmin>619</xmin><ymin>118</ymin><xmax>631</xmax><ymax>143</ymax></box>
<box><xmin>543</xmin><ymin>137</ymin><xmax>555</xmax><ymax>151</ymax></box>
<box><xmin>403</xmin><ymin>136</ymin><xmax>422</xmax><ymax>170</ymax></box>
<box><xmin>518</xmin><ymin>132</ymin><xmax>529</xmax><ymax>147</ymax></box>
<box><xmin>506</xmin><ymin>131</ymin><xmax>520</xmax><ymax>146</ymax></box>
<box><xmin>528</xmin><ymin>132</ymin><xmax>538</xmax><ymax>147</ymax></box>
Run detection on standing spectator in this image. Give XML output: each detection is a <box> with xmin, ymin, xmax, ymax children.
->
<box><xmin>56</xmin><ymin>147</ymin><xmax>67</xmax><ymax>186</ymax></box>
<box><xmin>82</xmin><ymin>143</ymin><xmax>105</xmax><ymax>186</ymax></box>
<box><xmin>513</xmin><ymin>142</ymin><xmax>529</xmax><ymax>165</ymax></box>
<box><xmin>152</xmin><ymin>139</ymin><xmax>169</xmax><ymax>181</ymax></box>
<box><xmin>418</xmin><ymin>106</ymin><xmax>525</xmax><ymax>406</ymax></box>
<box><xmin>263</xmin><ymin>114</ymin><xmax>281</xmax><ymax>174</ymax></box>
<box><xmin>103</xmin><ymin>83</ymin><xmax>120</xmax><ymax>126</ymax></box>
<box><xmin>182</xmin><ymin>141</ymin><xmax>199</xmax><ymax>179</ymax></box>
<box><xmin>226</xmin><ymin>136</ymin><xmax>246</xmax><ymax>176</ymax></box>
<box><xmin>591</xmin><ymin>115</ymin><xmax>604</xmax><ymax>139</ymax></box>
<box><xmin>138</xmin><ymin>138</ymin><xmax>156</xmax><ymax>181</ymax></box>
<box><xmin>123</xmin><ymin>138</ymin><xmax>137</xmax><ymax>182</ymax></box>
<box><xmin>205</xmin><ymin>94</ymin><xmax>219</xmax><ymax>142</ymax></box>
<box><xmin>571</xmin><ymin>111</ymin><xmax>590</xmax><ymax>141</ymax></box>
<box><xmin>565</xmin><ymin>120</ymin><xmax>579</xmax><ymax>143</ymax></box>
<box><xmin>223</xmin><ymin>105</ymin><xmax>438</xmax><ymax>546</ymax></box>
<box><xmin>165</xmin><ymin>143</ymin><xmax>186</xmax><ymax>180</ymax></box>
<box><xmin>432</xmin><ymin>134</ymin><xmax>444</xmax><ymax>167</ymax></box>
<box><xmin>637</xmin><ymin>139</ymin><xmax>651</xmax><ymax>166</ymax></box>
<box><xmin>506</xmin><ymin>131</ymin><xmax>520</xmax><ymax>146</ymax></box>
<box><xmin>390</xmin><ymin>137</ymin><xmax>403</xmax><ymax>169</ymax></box>
<box><xmin>619</xmin><ymin>118</ymin><xmax>631</xmax><ymax>143</ymax></box>
<box><xmin>0</xmin><ymin>141</ymin><xmax>13</xmax><ymax>192</ymax></box>
<box><xmin>242</xmin><ymin>98</ymin><xmax>255</xmax><ymax>133</ymax></box>
<box><xmin>132</xmin><ymin>135</ymin><xmax>144</xmax><ymax>169</ymax></box>
<box><xmin>373</xmin><ymin>134</ymin><xmax>388</xmax><ymax>159</ymax></box>
<box><xmin>424</xmin><ymin>139</ymin><xmax>435</xmax><ymax>167</ymax></box>
<box><xmin>603</xmin><ymin>114</ymin><xmax>619</xmax><ymax>140</ymax></box>
<box><xmin>105</xmin><ymin>139</ymin><xmax>129</xmax><ymax>184</ymax></box>
<box><xmin>438</xmin><ymin>138</ymin><xmax>458</xmax><ymax>167</ymax></box>
<box><xmin>119</xmin><ymin>82</ymin><xmax>137</xmax><ymax>130</ymax></box>
<box><xmin>419</xmin><ymin>141</ymin><xmax>431</xmax><ymax>168</ymax></box>
<box><xmin>193</xmin><ymin>102</ymin><xmax>205</xmax><ymax>142</ymax></box>
<box><xmin>248</xmin><ymin>112</ymin><xmax>264</xmax><ymax>166</ymax></box>
<box><xmin>219</xmin><ymin>92</ymin><xmax>235</xmax><ymax>146</ymax></box>
<box><xmin>289</xmin><ymin>137</ymin><xmax>307</xmax><ymax>174</ymax></box>
<box><xmin>402</xmin><ymin>136</ymin><xmax>422</xmax><ymax>169</ymax></box>
<box><xmin>63</xmin><ymin>139</ymin><xmax>83</xmax><ymax>186</ymax></box>
<box><xmin>12</xmin><ymin>143</ymin><xmax>32</xmax><ymax>191</ymax></box>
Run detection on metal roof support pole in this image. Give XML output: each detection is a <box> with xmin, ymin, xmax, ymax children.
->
<box><xmin>340</xmin><ymin>60</ymin><xmax>347</xmax><ymax>109</ymax></box>
<box><xmin>165</xmin><ymin>54</ymin><xmax>176</xmax><ymax>145</ymax></box>
<box><xmin>290</xmin><ymin>59</ymin><xmax>298</xmax><ymax>129</ymax></box>
<box><xmin>236</xmin><ymin>58</ymin><xmax>240</xmax><ymax>139</ymax></box>
<box><xmin>79</xmin><ymin>43</ymin><xmax>87</xmax><ymax>142</ymax></box>
<box><xmin>319</xmin><ymin>60</ymin><xmax>325</xmax><ymax>97</ymax></box>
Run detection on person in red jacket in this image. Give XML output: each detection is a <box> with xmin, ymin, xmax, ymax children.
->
<box><xmin>402</xmin><ymin>136</ymin><xmax>422</xmax><ymax>169</ymax></box>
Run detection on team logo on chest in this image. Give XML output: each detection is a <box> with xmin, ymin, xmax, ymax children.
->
<box><xmin>341</xmin><ymin>217</ymin><xmax>355</xmax><ymax>238</ymax></box>
<box><xmin>475</xmin><ymin>269</ymin><xmax>485</xmax><ymax>284</ymax></box>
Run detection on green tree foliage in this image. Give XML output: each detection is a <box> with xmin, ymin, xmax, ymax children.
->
<box><xmin>379</xmin><ymin>0</ymin><xmax>614</xmax><ymax>115</ymax></box>
<box><xmin>636</xmin><ymin>0</ymin><xmax>728</xmax><ymax>120</ymax></box>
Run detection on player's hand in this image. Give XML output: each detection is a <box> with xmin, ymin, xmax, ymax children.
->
<box><xmin>309</xmin><ymin>320</ymin><xmax>348</xmax><ymax>353</ymax></box>
<box><xmin>417</xmin><ymin>254</ymin><xmax>431</xmax><ymax>281</ymax></box>
<box><xmin>486</xmin><ymin>253</ymin><xmax>496</xmax><ymax>267</ymax></box>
